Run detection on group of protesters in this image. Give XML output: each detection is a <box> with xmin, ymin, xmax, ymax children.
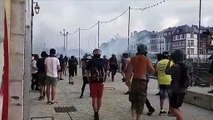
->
<box><xmin>31</xmin><ymin>43</ymin><xmax>195</xmax><ymax>120</ymax></box>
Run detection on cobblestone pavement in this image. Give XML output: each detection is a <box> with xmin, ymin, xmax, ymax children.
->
<box><xmin>30</xmin><ymin>69</ymin><xmax>213</xmax><ymax>120</ymax></box>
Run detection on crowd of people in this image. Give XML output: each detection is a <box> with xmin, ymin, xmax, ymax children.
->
<box><xmin>30</xmin><ymin>43</ymin><xmax>212</xmax><ymax>120</ymax></box>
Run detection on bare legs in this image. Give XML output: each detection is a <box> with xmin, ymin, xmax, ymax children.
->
<box><xmin>92</xmin><ymin>98</ymin><xmax>102</xmax><ymax>120</ymax></box>
<box><xmin>170</xmin><ymin>108</ymin><xmax>184</xmax><ymax>120</ymax></box>
<box><xmin>46</xmin><ymin>84</ymin><xmax>56</xmax><ymax>103</ymax></box>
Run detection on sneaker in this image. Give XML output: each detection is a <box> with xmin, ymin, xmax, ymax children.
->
<box><xmin>124</xmin><ymin>91</ymin><xmax>130</xmax><ymax>95</ymax></box>
<box><xmin>156</xmin><ymin>92</ymin><xmax>160</xmax><ymax>95</ymax></box>
<box><xmin>79</xmin><ymin>95</ymin><xmax>83</xmax><ymax>98</ymax></box>
<box><xmin>167</xmin><ymin>111</ymin><xmax>175</xmax><ymax>117</ymax></box>
<box><xmin>94</xmin><ymin>112</ymin><xmax>99</xmax><ymax>120</ymax></box>
<box><xmin>39</xmin><ymin>96</ymin><xmax>44</xmax><ymax>101</ymax></box>
<box><xmin>47</xmin><ymin>101</ymin><xmax>51</xmax><ymax>104</ymax></box>
<box><xmin>147</xmin><ymin>108</ymin><xmax>155</xmax><ymax>116</ymax></box>
<box><xmin>208</xmin><ymin>90</ymin><xmax>213</xmax><ymax>93</ymax></box>
<box><xmin>122</xmin><ymin>78</ymin><xmax>126</xmax><ymax>82</ymax></box>
<box><xmin>159</xmin><ymin>110</ymin><xmax>166</xmax><ymax>116</ymax></box>
<box><xmin>71</xmin><ymin>82</ymin><xmax>74</xmax><ymax>85</ymax></box>
<box><xmin>51</xmin><ymin>101</ymin><xmax>56</xmax><ymax>104</ymax></box>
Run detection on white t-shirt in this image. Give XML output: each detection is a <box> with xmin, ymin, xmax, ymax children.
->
<box><xmin>45</xmin><ymin>57</ymin><xmax>60</xmax><ymax>78</ymax></box>
<box><xmin>31</xmin><ymin>60</ymin><xmax>38</xmax><ymax>74</ymax></box>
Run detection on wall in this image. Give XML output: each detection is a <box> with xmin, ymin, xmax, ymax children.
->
<box><xmin>0</xmin><ymin>0</ymin><xmax>5</xmax><ymax>119</ymax></box>
<box><xmin>9</xmin><ymin>0</ymin><xmax>26</xmax><ymax>120</ymax></box>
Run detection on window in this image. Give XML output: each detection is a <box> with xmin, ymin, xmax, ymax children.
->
<box><xmin>188</xmin><ymin>40</ymin><xmax>194</xmax><ymax>46</ymax></box>
<box><xmin>191</xmin><ymin>33</ymin><xmax>194</xmax><ymax>38</ymax></box>
<box><xmin>182</xmin><ymin>34</ymin><xmax>185</xmax><ymax>38</ymax></box>
<box><xmin>177</xmin><ymin>35</ymin><xmax>180</xmax><ymax>39</ymax></box>
<box><xmin>190</xmin><ymin>48</ymin><xmax>194</xmax><ymax>55</ymax></box>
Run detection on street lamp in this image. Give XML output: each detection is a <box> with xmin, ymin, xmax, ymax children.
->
<box><xmin>34</xmin><ymin>2</ymin><xmax>40</xmax><ymax>14</ymax></box>
<box><xmin>60</xmin><ymin>29</ymin><xmax>69</xmax><ymax>51</ymax></box>
<box><xmin>31</xmin><ymin>0</ymin><xmax>40</xmax><ymax>54</ymax></box>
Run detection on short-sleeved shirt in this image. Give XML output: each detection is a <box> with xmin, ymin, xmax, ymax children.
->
<box><xmin>157</xmin><ymin>59</ymin><xmax>172</xmax><ymax>85</ymax></box>
<box><xmin>45</xmin><ymin>57</ymin><xmax>60</xmax><ymax>78</ymax></box>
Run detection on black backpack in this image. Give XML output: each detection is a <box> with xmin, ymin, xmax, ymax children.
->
<box><xmin>88</xmin><ymin>58</ymin><xmax>104</xmax><ymax>83</ymax></box>
<box><xmin>177</xmin><ymin>62</ymin><xmax>192</xmax><ymax>88</ymax></box>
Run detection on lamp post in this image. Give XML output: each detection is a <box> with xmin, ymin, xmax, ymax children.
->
<box><xmin>127</xmin><ymin>6</ymin><xmax>131</xmax><ymax>55</ymax></box>
<box><xmin>198</xmin><ymin>0</ymin><xmax>202</xmax><ymax>67</ymax></box>
<box><xmin>60</xmin><ymin>29</ymin><xmax>69</xmax><ymax>51</ymax></box>
<box><xmin>31</xmin><ymin>0</ymin><xmax>40</xmax><ymax>54</ymax></box>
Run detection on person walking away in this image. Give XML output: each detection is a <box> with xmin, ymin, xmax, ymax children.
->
<box><xmin>86</xmin><ymin>49</ymin><xmax>105</xmax><ymax>120</ymax></box>
<box><xmin>156</xmin><ymin>53</ymin><xmax>162</xmax><ymax>95</ymax></box>
<box><xmin>31</xmin><ymin>54</ymin><xmax>39</xmax><ymax>90</ymax></box>
<box><xmin>63</xmin><ymin>55</ymin><xmax>68</xmax><ymax>76</ymax></box>
<box><xmin>208</xmin><ymin>58</ymin><xmax>213</xmax><ymax>93</ymax></box>
<box><xmin>68</xmin><ymin>56</ymin><xmax>77</xmax><ymax>84</ymax></box>
<box><xmin>165</xmin><ymin>49</ymin><xmax>189</xmax><ymax>120</ymax></box>
<box><xmin>37</xmin><ymin>51</ymin><xmax>48</xmax><ymax>100</ymax></box>
<box><xmin>103</xmin><ymin>55</ymin><xmax>109</xmax><ymax>82</ymax></box>
<box><xmin>80</xmin><ymin>54</ymin><xmax>91</xmax><ymax>98</ymax></box>
<box><xmin>58</xmin><ymin>54</ymin><xmax>65</xmax><ymax>80</ymax></box>
<box><xmin>74</xmin><ymin>56</ymin><xmax>78</xmax><ymax>76</ymax></box>
<box><xmin>156</xmin><ymin>52</ymin><xmax>173</xmax><ymax>116</ymax></box>
<box><xmin>45</xmin><ymin>48</ymin><xmax>60</xmax><ymax>104</ymax></box>
<box><xmin>122</xmin><ymin>53</ymin><xmax>131</xmax><ymax>95</ymax></box>
<box><xmin>109</xmin><ymin>54</ymin><xmax>118</xmax><ymax>82</ymax></box>
<box><xmin>145</xmin><ymin>74</ymin><xmax>155</xmax><ymax>116</ymax></box>
<box><xmin>126</xmin><ymin>44</ymin><xmax>155</xmax><ymax>120</ymax></box>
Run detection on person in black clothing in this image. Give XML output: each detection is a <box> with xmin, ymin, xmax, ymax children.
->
<box><xmin>208</xmin><ymin>59</ymin><xmax>213</xmax><ymax>93</ymax></box>
<box><xmin>37</xmin><ymin>51</ymin><xmax>48</xmax><ymax>100</ymax></box>
<box><xmin>103</xmin><ymin>55</ymin><xmax>109</xmax><ymax>82</ymax></box>
<box><xmin>74</xmin><ymin>56</ymin><xmax>78</xmax><ymax>76</ymax></box>
<box><xmin>68</xmin><ymin>56</ymin><xmax>78</xmax><ymax>84</ymax></box>
<box><xmin>86</xmin><ymin>49</ymin><xmax>105</xmax><ymax>120</ymax></box>
<box><xmin>109</xmin><ymin>54</ymin><xmax>118</xmax><ymax>82</ymax></box>
<box><xmin>58</xmin><ymin>54</ymin><xmax>65</xmax><ymax>80</ymax></box>
<box><xmin>145</xmin><ymin>74</ymin><xmax>155</xmax><ymax>116</ymax></box>
<box><xmin>63</xmin><ymin>56</ymin><xmax>68</xmax><ymax>76</ymax></box>
<box><xmin>80</xmin><ymin>54</ymin><xmax>91</xmax><ymax>98</ymax></box>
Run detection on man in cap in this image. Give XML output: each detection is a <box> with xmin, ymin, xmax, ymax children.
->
<box><xmin>86</xmin><ymin>49</ymin><xmax>105</xmax><ymax>120</ymax></box>
<box><xmin>126</xmin><ymin>44</ymin><xmax>155</xmax><ymax>120</ymax></box>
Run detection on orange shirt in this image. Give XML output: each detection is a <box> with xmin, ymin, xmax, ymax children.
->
<box><xmin>130</xmin><ymin>55</ymin><xmax>153</xmax><ymax>80</ymax></box>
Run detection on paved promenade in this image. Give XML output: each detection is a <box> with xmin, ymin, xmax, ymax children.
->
<box><xmin>30</xmin><ymin>69</ymin><xmax>213</xmax><ymax>120</ymax></box>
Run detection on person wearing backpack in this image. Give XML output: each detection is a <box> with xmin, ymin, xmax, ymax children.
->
<box><xmin>80</xmin><ymin>54</ymin><xmax>91</xmax><ymax>98</ymax></box>
<box><xmin>109</xmin><ymin>54</ymin><xmax>118</xmax><ymax>82</ymax></box>
<box><xmin>165</xmin><ymin>49</ymin><xmax>188</xmax><ymax>120</ymax></box>
<box><xmin>68</xmin><ymin>56</ymin><xmax>77</xmax><ymax>84</ymax></box>
<box><xmin>86</xmin><ymin>49</ymin><xmax>105</xmax><ymax>120</ymax></box>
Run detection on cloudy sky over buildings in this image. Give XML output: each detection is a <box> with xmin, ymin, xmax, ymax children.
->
<box><xmin>33</xmin><ymin>0</ymin><xmax>213</xmax><ymax>52</ymax></box>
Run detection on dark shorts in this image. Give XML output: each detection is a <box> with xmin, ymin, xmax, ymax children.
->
<box><xmin>83</xmin><ymin>76</ymin><xmax>89</xmax><ymax>84</ymax></box>
<box><xmin>159</xmin><ymin>85</ymin><xmax>170</xmax><ymax>100</ymax></box>
<box><xmin>32</xmin><ymin>73</ymin><xmax>38</xmax><ymax>80</ymax></box>
<box><xmin>129</xmin><ymin>79</ymin><xmax>147</xmax><ymax>114</ymax></box>
<box><xmin>170</xmin><ymin>92</ymin><xmax>186</xmax><ymax>108</ymax></box>
<box><xmin>69</xmin><ymin>68</ymin><xmax>75</xmax><ymax>77</ymax></box>
<box><xmin>38</xmin><ymin>73</ymin><xmax>46</xmax><ymax>86</ymax></box>
<box><xmin>46</xmin><ymin>76</ymin><xmax>58</xmax><ymax>86</ymax></box>
<box><xmin>89</xmin><ymin>83</ymin><xmax>104</xmax><ymax>98</ymax></box>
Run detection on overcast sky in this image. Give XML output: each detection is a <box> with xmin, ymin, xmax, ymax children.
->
<box><xmin>33</xmin><ymin>0</ymin><xmax>213</xmax><ymax>53</ymax></box>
